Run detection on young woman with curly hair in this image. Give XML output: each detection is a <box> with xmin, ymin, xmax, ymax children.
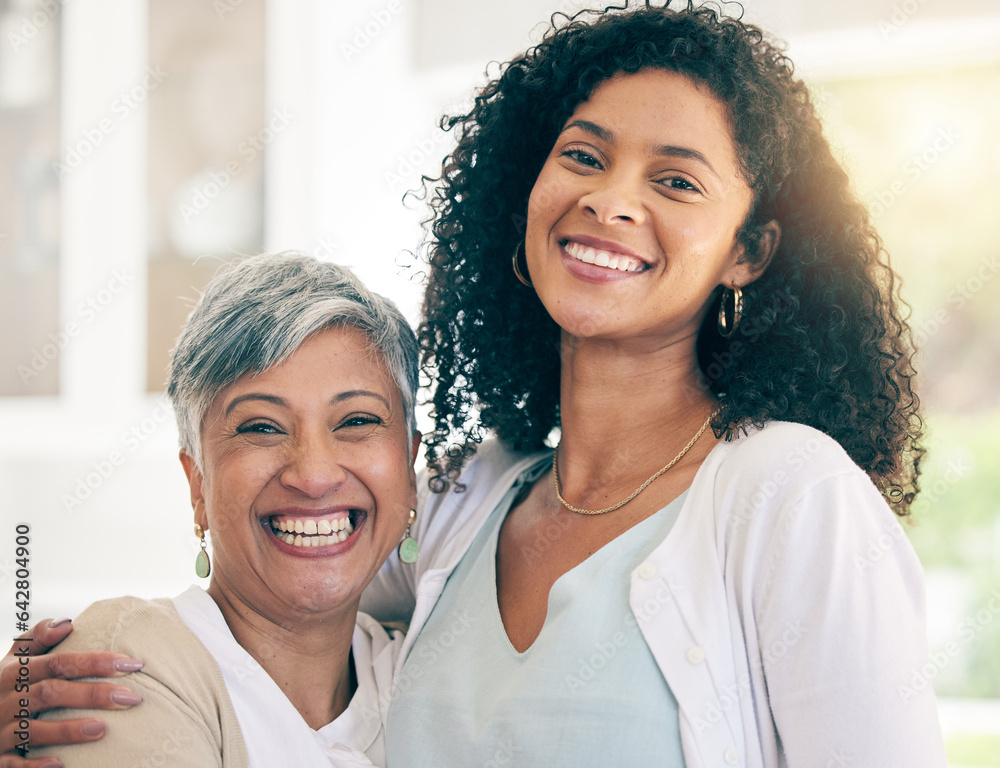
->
<box><xmin>367</xmin><ymin>2</ymin><xmax>945</xmax><ymax>765</ymax></box>
<box><xmin>417</xmin><ymin>5</ymin><xmax>922</xmax><ymax>507</ymax></box>
<box><xmin>3</xmin><ymin>3</ymin><xmax>945</xmax><ymax>767</ymax></box>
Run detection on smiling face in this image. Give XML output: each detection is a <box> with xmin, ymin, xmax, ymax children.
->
<box><xmin>180</xmin><ymin>325</ymin><xmax>418</xmax><ymax>622</ymax></box>
<box><xmin>525</xmin><ymin>68</ymin><xmax>775</xmax><ymax>347</ymax></box>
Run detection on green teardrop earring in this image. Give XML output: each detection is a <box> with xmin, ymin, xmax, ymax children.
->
<box><xmin>194</xmin><ymin>523</ymin><xmax>211</xmax><ymax>578</ymax></box>
<box><xmin>397</xmin><ymin>509</ymin><xmax>419</xmax><ymax>564</ymax></box>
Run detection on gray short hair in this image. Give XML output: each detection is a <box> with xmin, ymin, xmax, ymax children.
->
<box><xmin>167</xmin><ymin>252</ymin><xmax>419</xmax><ymax>464</ymax></box>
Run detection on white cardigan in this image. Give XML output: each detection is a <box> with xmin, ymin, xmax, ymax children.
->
<box><xmin>362</xmin><ymin>421</ymin><xmax>946</xmax><ymax>767</ymax></box>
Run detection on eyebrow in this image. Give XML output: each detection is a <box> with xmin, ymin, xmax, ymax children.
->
<box><xmin>225</xmin><ymin>393</ymin><xmax>285</xmax><ymax>416</ymax></box>
<box><xmin>332</xmin><ymin>390</ymin><xmax>391</xmax><ymax>409</ymax></box>
<box><xmin>562</xmin><ymin>119</ymin><xmax>720</xmax><ymax>178</ymax></box>
<box><xmin>565</xmin><ymin>119</ymin><xmax>613</xmax><ymax>143</ymax></box>
<box><xmin>224</xmin><ymin>389</ymin><xmax>390</xmax><ymax>417</ymax></box>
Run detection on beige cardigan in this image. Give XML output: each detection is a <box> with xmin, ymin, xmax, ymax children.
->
<box><xmin>35</xmin><ymin>596</ymin><xmax>248</xmax><ymax>767</ymax></box>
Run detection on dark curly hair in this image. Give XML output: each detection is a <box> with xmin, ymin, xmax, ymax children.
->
<box><xmin>417</xmin><ymin>1</ymin><xmax>923</xmax><ymax>513</ymax></box>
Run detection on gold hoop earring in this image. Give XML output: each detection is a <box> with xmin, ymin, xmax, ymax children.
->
<box><xmin>717</xmin><ymin>284</ymin><xmax>743</xmax><ymax>338</ymax></box>
<box><xmin>398</xmin><ymin>509</ymin><xmax>419</xmax><ymax>564</ymax></box>
<box><xmin>194</xmin><ymin>524</ymin><xmax>211</xmax><ymax>578</ymax></box>
<box><xmin>512</xmin><ymin>241</ymin><xmax>532</xmax><ymax>288</ymax></box>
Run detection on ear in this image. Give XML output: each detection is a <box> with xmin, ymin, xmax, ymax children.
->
<box><xmin>730</xmin><ymin>219</ymin><xmax>782</xmax><ymax>287</ymax></box>
<box><xmin>179</xmin><ymin>450</ymin><xmax>209</xmax><ymax>531</ymax></box>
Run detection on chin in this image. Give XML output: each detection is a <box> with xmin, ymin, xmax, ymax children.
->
<box><xmin>549</xmin><ymin>306</ymin><xmax>613</xmax><ymax>340</ymax></box>
<box><xmin>278</xmin><ymin>570</ymin><xmax>365</xmax><ymax>616</ymax></box>
<box><xmin>287</xmin><ymin>589</ymin><xmax>359</xmax><ymax>617</ymax></box>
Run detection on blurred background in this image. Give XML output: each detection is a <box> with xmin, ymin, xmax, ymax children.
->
<box><xmin>1</xmin><ymin>0</ymin><xmax>998</xmax><ymax>762</ymax></box>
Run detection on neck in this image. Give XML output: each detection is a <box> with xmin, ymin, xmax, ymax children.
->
<box><xmin>555</xmin><ymin>333</ymin><xmax>718</xmax><ymax>506</ymax></box>
<box><xmin>207</xmin><ymin>580</ymin><xmax>357</xmax><ymax>730</ymax></box>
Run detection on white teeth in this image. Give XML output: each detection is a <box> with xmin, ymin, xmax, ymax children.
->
<box><xmin>564</xmin><ymin>241</ymin><xmax>644</xmax><ymax>272</ymax></box>
<box><xmin>273</xmin><ymin>514</ymin><xmax>354</xmax><ymax>546</ymax></box>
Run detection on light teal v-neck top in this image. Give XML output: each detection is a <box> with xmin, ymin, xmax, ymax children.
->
<box><xmin>386</xmin><ymin>459</ymin><xmax>687</xmax><ymax>766</ymax></box>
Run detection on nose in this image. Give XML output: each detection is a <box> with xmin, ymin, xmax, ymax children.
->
<box><xmin>578</xmin><ymin>170</ymin><xmax>646</xmax><ymax>226</ymax></box>
<box><xmin>279</xmin><ymin>431</ymin><xmax>349</xmax><ymax>499</ymax></box>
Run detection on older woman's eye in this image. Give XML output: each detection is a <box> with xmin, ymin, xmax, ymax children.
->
<box><xmin>236</xmin><ymin>421</ymin><xmax>282</xmax><ymax>435</ymax></box>
<box><xmin>339</xmin><ymin>415</ymin><xmax>383</xmax><ymax>430</ymax></box>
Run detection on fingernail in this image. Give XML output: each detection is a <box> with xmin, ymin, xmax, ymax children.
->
<box><xmin>111</xmin><ymin>689</ymin><xmax>143</xmax><ymax>706</ymax></box>
<box><xmin>114</xmin><ymin>657</ymin><xmax>144</xmax><ymax>672</ymax></box>
<box><xmin>38</xmin><ymin>760</ymin><xmax>63</xmax><ymax>768</ymax></box>
<box><xmin>80</xmin><ymin>720</ymin><xmax>106</xmax><ymax>737</ymax></box>
<box><xmin>48</xmin><ymin>618</ymin><xmax>72</xmax><ymax>628</ymax></box>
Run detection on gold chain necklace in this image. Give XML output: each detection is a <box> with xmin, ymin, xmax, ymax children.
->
<box><xmin>552</xmin><ymin>410</ymin><xmax>717</xmax><ymax>516</ymax></box>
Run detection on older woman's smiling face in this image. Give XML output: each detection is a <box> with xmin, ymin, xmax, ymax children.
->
<box><xmin>180</xmin><ymin>325</ymin><xmax>418</xmax><ymax>622</ymax></box>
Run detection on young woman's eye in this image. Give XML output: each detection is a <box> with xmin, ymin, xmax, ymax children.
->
<box><xmin>659</xmin><ymin>176</ymin><xmax>699</xmax><ymax>193</ymax></box>
<box><xmin>561</xmin><ymin>148</ymin><xmax>603</xmax><ymax>169</ymax></box>
<box><xmin>236</xmin><ymin>421</ymin><xmax>282</xmax><ymax>435</ymax></box>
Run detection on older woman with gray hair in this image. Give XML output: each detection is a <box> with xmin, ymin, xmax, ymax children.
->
<box><xmin>22</xmin><ymin>252</ymin><xmax>421</xmax><ymax>767</ymax></box>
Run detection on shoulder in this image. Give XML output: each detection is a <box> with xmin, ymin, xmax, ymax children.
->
<box><xmin>700</xmin><ymin>420</ymin><xmax>877</xmax><ymax>513</ymax></box>
<box><xmin>416</xmin><ymin>437</ymin><xmax>547</xmax><ymax>558</ymax></box>
<box><xmin>38</xmin><ymin>595</ymin><xmax>247</xmax><ymax>767</ymax></box>
<box><xmin>715</xmin><ymin>420</ymin><xmax>857</xmax><ymax>483</ymax></box>
<box><xmin>691</xmin><ymin>421</ymin><xmax>899</xmax><ymax>559</ymax></box>
<box><xmin>61</xmin><ymin>594</ymin><xmax>230</xmax><ymax>699</ymax></box>
<box><xmin>693</xmin><ymin>421</ymin><xmax>913</xmax><ymax>587</ymax></box>
<box><xmin>59</xmin><ymin>595</ymin><xmax>195</xmax><ymax>658</ymax></box>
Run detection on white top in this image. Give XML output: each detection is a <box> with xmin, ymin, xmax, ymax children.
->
<box><xmin>387</xmin><ymin>472</ymin><xmax>687</xmax><ymax>765</ymax></box>
<box><xmin>175</xmin><ymin>586</ymin><xmax>401</xmax><ymax>767</ymax></box>
<box><xmin>362</xmin><ymin>421</ymin><xmax>948</xmax><ymax>767</ymax></box>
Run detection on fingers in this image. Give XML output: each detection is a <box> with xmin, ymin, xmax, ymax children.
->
<box><xmin>0</xmin><ymin>621</ymin><xmax>144</xmax><ymax>763</ymax></box>
<box><xmin>3</xmin><ymin>621</ymin><xmax>72</xmax><ymax>659</ymax></box>
<box><xmin>37</xmin><ymin>652</ymin><xmax>143</xmax><ymax>682</ymax></box>
<box><xmin>0</xmin><ymin>663</ymin><xmax>143</xmax><ymax>747</ymax></box>
<box><xmin>0</xmin><ymin>715</ymin><xmax>106</xmax><ymax>758</ymax></box>
<box><xmin>0</xmin><ymin>751</ymin><xmax>65</xmax><ymax>768</ymax></box>
<box><xmin>0</xmin><ymin>621</ymin><xmax>76</xmax><ymax>694</ymax></box>
<box><xmin>16</xmin><ymin>679</ymin><xmax>142</xmax><ymax>716</ymax></box>
<box><xmin>0</xmin><ymin>653</ymin><xmax>143</xmax><ymax>692</ymax></box>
